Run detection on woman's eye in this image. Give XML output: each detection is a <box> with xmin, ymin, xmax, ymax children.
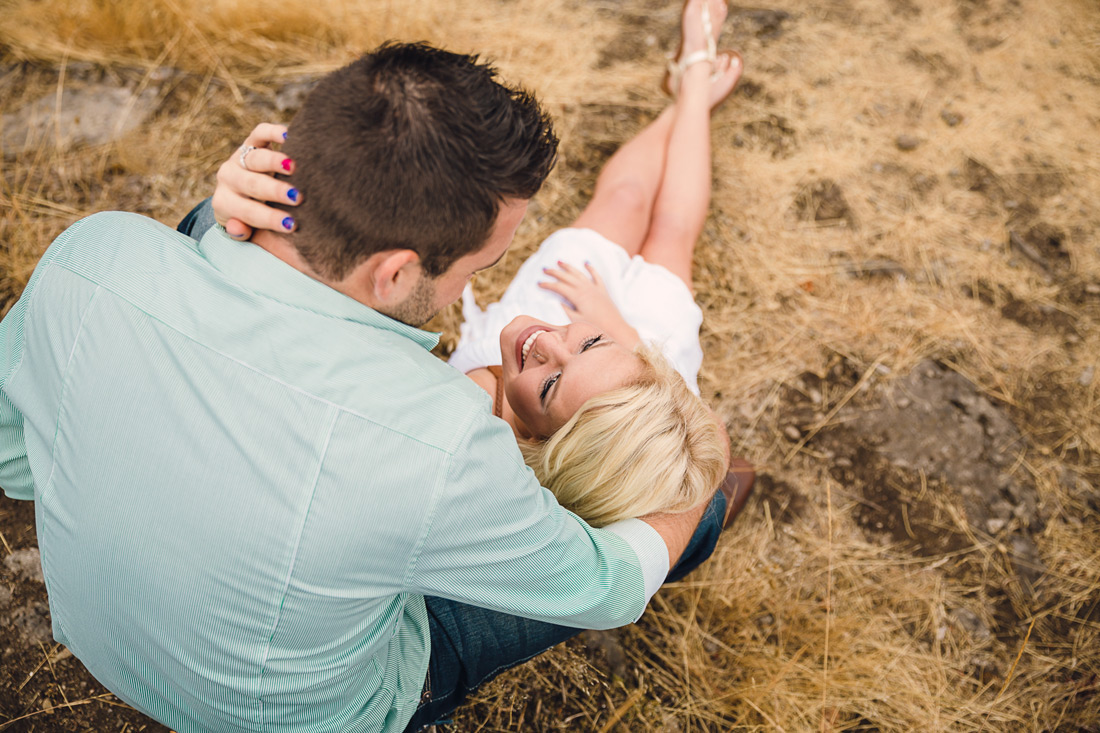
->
<box><xmin>581</xmin><ymin>335</ymin><xmax>602</xmax><ymax>351</ymax></box>
<box><xmin>540</xmin><ymin>374</ymin><xmax>559</xmax><ymax>402</ymax></box>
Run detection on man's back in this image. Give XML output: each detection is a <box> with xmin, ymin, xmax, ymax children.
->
<box><xmin>0</xmin><ymin>212</ymin><xmax>655</xmax><ymax>732</ymax></box>
<box><xmin>1</xmin><ymin>212</ymin><xmax>476</xmax><ymax>730</ymax></box>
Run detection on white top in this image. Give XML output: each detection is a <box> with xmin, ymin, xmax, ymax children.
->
<box><xmin>449</xmin><ymin>227</ymin><xmax>704</xmax><ymax>394</ymax></box>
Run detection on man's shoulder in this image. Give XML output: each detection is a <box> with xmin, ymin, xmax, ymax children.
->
<box><xmin>332</xmin><ymin>350</ymin><xmax>501</xmax><ymax>455</ymax></box>
<box><xmin>57</xmin><ymin>210</ymin><xmax>183</xmax><ymax>245</ymax></box>
<box><xmin>44</xmin><ymin>211</ymin><xmax>196</xmax><ymax>277</ymax></box>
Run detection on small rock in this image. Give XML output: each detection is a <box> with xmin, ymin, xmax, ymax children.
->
<box><xmin>274</xmin><ymin>75</ymin><xmax>322</xmax><ymax>114</ymax></box>
<box><xmin>1079</xmin><ymin>366</ymin><xmax>1094</xmax><ymax>387</ymax></box>
<box><xmin>949</xmin><ymin>607</ymin><xmax>991</xmax><ymax>640</ymax></box>
<box><xmin>986</xmin><ymin>517</ymin><xmax>1007</xmax><ymax>534</ymax></box>
<box><xmin>835</xmin><ymin>457</ymin><xmax>852</xmax><ymax>467</ymax></box>
<box><xmin>2</xmin><ymin>84</ymin><xmax>159</xmax><ymax>157</ymax></box>
<box><xmin>661</xmin><ymin>713</ymin><xmax>684</xmax><ymax>733</ymax></box>
<box><xmin>940</xmin><ymin>109</ymin><xmax>963</xmax><ymax>127</ymax></box>
<box><xmin>896</xmin><ymin>134</ymin><xmax>921</xmax><ymax>151</ymax></box>
<box><xmin>1009</xmin><ymin>534</ymin><xmax>1047</xmax><ymax>594</ymax></box>
<box><xmin>896</xmin><ymin>397</ymin><xmax>911</xmax><ymax>408</ymax></box>
<box><xmin>580</xmin><ymin>630</ymin><xmax>628</xmax><ymax>679</ymax></box>
<box><xmin>1085</xmin><ymin>283</ymin><xmax>1100</xmax><ymax>295</ymax></box>
<box><xmin>12</xmin><ymin>601</ymin><xmax>53</xmax><ymax>644</ymax></box>
<box><xmin>4</xmin><ymin>548</ymin><xmax>44</xmax><ymax>584</ymax></box>
<box><xmin>783</xmin><ymin>425</ymin><xmax>802</xmax><ymax>441</ymax></box>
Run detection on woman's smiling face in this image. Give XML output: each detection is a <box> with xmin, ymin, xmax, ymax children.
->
<box><xmin>498</xmin><ymin>316</ymin><xmax>642</xmax><ymax>438</ymax></box>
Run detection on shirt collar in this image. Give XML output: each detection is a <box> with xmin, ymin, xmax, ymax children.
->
<box><xmin>197</xmin><ymin>226</ymin><xmax>440</xmax><ymax>351</ymax></box>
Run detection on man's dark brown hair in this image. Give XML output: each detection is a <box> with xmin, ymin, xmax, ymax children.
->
<box><xmin>279</xmin><ymin>42</ymin><xmax>558</xmax><ymax>280</ymax></box>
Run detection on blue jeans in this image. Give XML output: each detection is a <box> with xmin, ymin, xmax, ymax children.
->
<box><xmin>176</xmin><ymin>201</ymin><xmax>729</xmax><ymax>731</ymax></box>
<box><xmin>404</xmin><ymin>489</ymin><xmax>727</xmax><ymax>731</ymax></box>
<box><xmin>178</xmin><ymin>197</ymin><xmax>217</xmax><ymax>239</ymax></box>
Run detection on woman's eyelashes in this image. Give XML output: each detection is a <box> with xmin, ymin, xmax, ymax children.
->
<box><xmin>538</xmin><ymin>334</ymin><xmax>606</xmax><ymax>406</ymax></box>
<box><xmin>539</xmin><ymin>374</ymin><xmax>558</xmax><ymax>402</ymax></box>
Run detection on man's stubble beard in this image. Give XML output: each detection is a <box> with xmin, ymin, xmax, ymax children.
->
<box><xmin>386</xmin><ymin>273</ymin><xmax>439</xmax><ymax>328</ymax></box>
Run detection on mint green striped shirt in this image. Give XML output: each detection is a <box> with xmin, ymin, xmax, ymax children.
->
<box><xmin>0</xmin><ymin>213</ymin><xmax>668</xmax><ymax>733</ymax></box>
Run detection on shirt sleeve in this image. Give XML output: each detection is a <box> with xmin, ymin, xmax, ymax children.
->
<box><xmin>0</xmin><ymin>249</ymin><xmax>49</xmax><ymax>501</ymax></box>
<box><xmin>407</xmin><ymin>408</ymin><xmax>669</xmax><ymax>629</ymax></box>
<box><xmin>0</xmin><ymin>217</ymin><xmax>96</xmax><ymax>501</ymax></box>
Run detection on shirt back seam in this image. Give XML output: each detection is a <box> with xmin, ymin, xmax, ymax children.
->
<box><xmin>257</xmin><ymin>405</ymin><xmax>341</xmax><ymax>723</ymax></box>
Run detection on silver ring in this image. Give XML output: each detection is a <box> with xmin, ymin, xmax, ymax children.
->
<box><xmin>238</xmin><ymin>145</ymin><xmax>256</xmax><ymax>171</ymax></box>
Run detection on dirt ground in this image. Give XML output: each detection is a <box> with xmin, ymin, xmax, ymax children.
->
<box><xmin>1</xmin><ymin>0</ymin><xmax>1098</xmax><ymax>730</ymax></box>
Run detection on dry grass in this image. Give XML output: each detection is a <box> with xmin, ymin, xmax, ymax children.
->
<box><xmin>2</xmin><ymin>0</ymin><xmax>1099</xmax><ymax>730</ymax></box>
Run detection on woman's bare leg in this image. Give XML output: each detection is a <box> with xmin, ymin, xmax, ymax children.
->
<box><xmin>638</xmin><ymin>30</ymin><xmax>741</xmax><ymax>290</ymax></box>
<box><xmin>570</xmin><ymin>109</ymin><xmax>677</xmax><ymax>257</ymax></box>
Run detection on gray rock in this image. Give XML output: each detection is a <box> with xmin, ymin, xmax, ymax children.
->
<box><xmin>4</xmin><ymin>548</ymin><xmax>44</xmax><ymax>583</ymax></box>
<box><xmin>12</xmin><ymin>601</ymin><xmax>52</xmax><ymax>645</ymax></box>
<box><xmin>581</xmin><ymin>629</ymin><xmax>628</xmax><ymax>679</ymax></box>
<box><xmin>949</xmin><ymin>607</ymin><xmax>991</xmax><ymax>640</ymax></box>
<box><xmin>1008</xmin><ymin>533</ymin><xmax>1046</xmax><ymax>595</ymax></box>
<box><xmin>2</xmin><ymin>83</ymin><xmax>158</xmax><ymax>157</ymax></box>
<box><xmin>274</xmin><ymin>75</ymin><xmax>321</xmax><ymax>114</ymax></box>
<box><xmin>940</xmin><ymin>109</ymin><xmax>963</xmax><ymax>127</ymax></box>
<box><xmin>896</xmin><ymin>134</ymin><xmax>921</xmax><ymax>151</ymax></box>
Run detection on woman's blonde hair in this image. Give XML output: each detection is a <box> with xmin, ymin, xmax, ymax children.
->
<box><xmin>520</xmin><ymin>346</ymin><xmax>728</xmax><ymax>527</ymax></box>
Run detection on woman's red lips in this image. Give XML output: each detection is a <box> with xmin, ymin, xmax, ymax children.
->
<box><xmin>515</xmin><ymin>325</ymin><xmax>548</xmax><ymax>370</ymax></box>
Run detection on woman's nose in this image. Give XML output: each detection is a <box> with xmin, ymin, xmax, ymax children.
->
<box><xmin>534</xmin><ymin>330</ymin><xmax>569</xmax><ymax>363</ymax></box>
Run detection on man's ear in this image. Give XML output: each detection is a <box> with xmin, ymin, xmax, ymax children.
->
<box><xmin>364</xmin><ymin>250</ymin><xmax>422</xmax><ymax>305</ymax></box>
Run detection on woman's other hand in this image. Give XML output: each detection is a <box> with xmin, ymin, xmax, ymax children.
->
<box><xmin>213</xmin><ymin>123</ymin><xmax>300</xmax><ymax>240</ymax></box>
<box><xmin>539</xmin><ymin>261</ymin><xmax>641</xmax><ymax>348</ymax></box>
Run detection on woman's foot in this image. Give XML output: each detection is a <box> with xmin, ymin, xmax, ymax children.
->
<box><xmin>662</xmin><ymin>0</ymin><xmax>729</xmax><ymax>96</ymax></box>
<box><xmin>707</xmin><ymin>51</ymin><xmax>743</xmax><ymax>110</ymax></box>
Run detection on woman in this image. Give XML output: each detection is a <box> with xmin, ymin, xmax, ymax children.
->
<box><xmin>183</xmin><ymin>0</ymin><xmax>753</xmax><ymax>529</ymax></box>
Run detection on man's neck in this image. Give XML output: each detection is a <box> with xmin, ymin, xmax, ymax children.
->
<box><xmin>252</xmin><ymin>230</ymin><xmax>377</xmax><ymax>309</ymax></box>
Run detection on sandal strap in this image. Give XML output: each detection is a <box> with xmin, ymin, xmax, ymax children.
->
<box><xmin>679</xmin><ymin>49</ymin><xmax>714</xmax><ymax>72</ymax></box>
<box><xmin>666</xmin><ymin>1</ymin><xmax>720</xmax><ymax>95</ymax></box>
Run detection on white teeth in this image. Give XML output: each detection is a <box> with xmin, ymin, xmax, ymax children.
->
<box><xmin>521</xmin><ymin>330</ymin><xmax>546</xmax><ymax>367</ymax></box>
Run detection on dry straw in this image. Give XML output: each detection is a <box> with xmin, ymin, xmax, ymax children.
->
<box><xmin>2</xmin><ymin>0</ymin><xmax>1098</xmax><ymax>730</ymax></box>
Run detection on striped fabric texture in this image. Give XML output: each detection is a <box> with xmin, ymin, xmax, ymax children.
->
<box><xmin>0</xmin><ymin>213</ymin><xmax>668</xmax><ymax>733</ymax></box>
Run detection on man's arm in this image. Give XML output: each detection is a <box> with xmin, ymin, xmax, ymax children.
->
<box><xmin>639</xmin><ymin>501</ymin><xmax>708</xmax><ymax>568</ymax></box>
<box><xmin>409</xmin><ymin>408</ymin><xmax>675</xmax><ymax>629</ymax></box>
<box><xmin>0</xmin><ymin>270</ymin><xmax>38</xmax><ymax>500</ymax></box>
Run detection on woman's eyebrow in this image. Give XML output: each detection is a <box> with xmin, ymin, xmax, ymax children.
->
<box><xmin>546</xmin><ymin>340</ymin><xmax>614</xmax><ymax>408</ymax></box>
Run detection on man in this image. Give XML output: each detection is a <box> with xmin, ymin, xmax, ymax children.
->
<box><xmin>0</xmin><ymin>43</ymin><xmax>733</xmax><ymax>732</ymax></box>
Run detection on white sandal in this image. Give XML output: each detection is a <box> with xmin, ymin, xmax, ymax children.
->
<box><xmin>663</xmin><ymin>0</ymin><xmax>720</xmax><ymax>96</ymax></box>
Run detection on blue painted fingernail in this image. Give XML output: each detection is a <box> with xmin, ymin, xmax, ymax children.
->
<box><xmin>282</xmin><ymin>131</ymin><xmax>288</xmax><ymax>140</ymax></box>
<box><xmin>287</xmin><ymin>188</ymin><xmax>298</xmax><ymax>202</ymax></box>
<box><xmin>282</xmin><ymin>216</ymin><xmax>295</xmax><ymax>231</ymax></box>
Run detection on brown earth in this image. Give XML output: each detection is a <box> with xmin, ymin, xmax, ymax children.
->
<box><xmin>1</xmin><ymin>0</ymin><xmax>1099</xmax><ymax>730</ymax></box>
